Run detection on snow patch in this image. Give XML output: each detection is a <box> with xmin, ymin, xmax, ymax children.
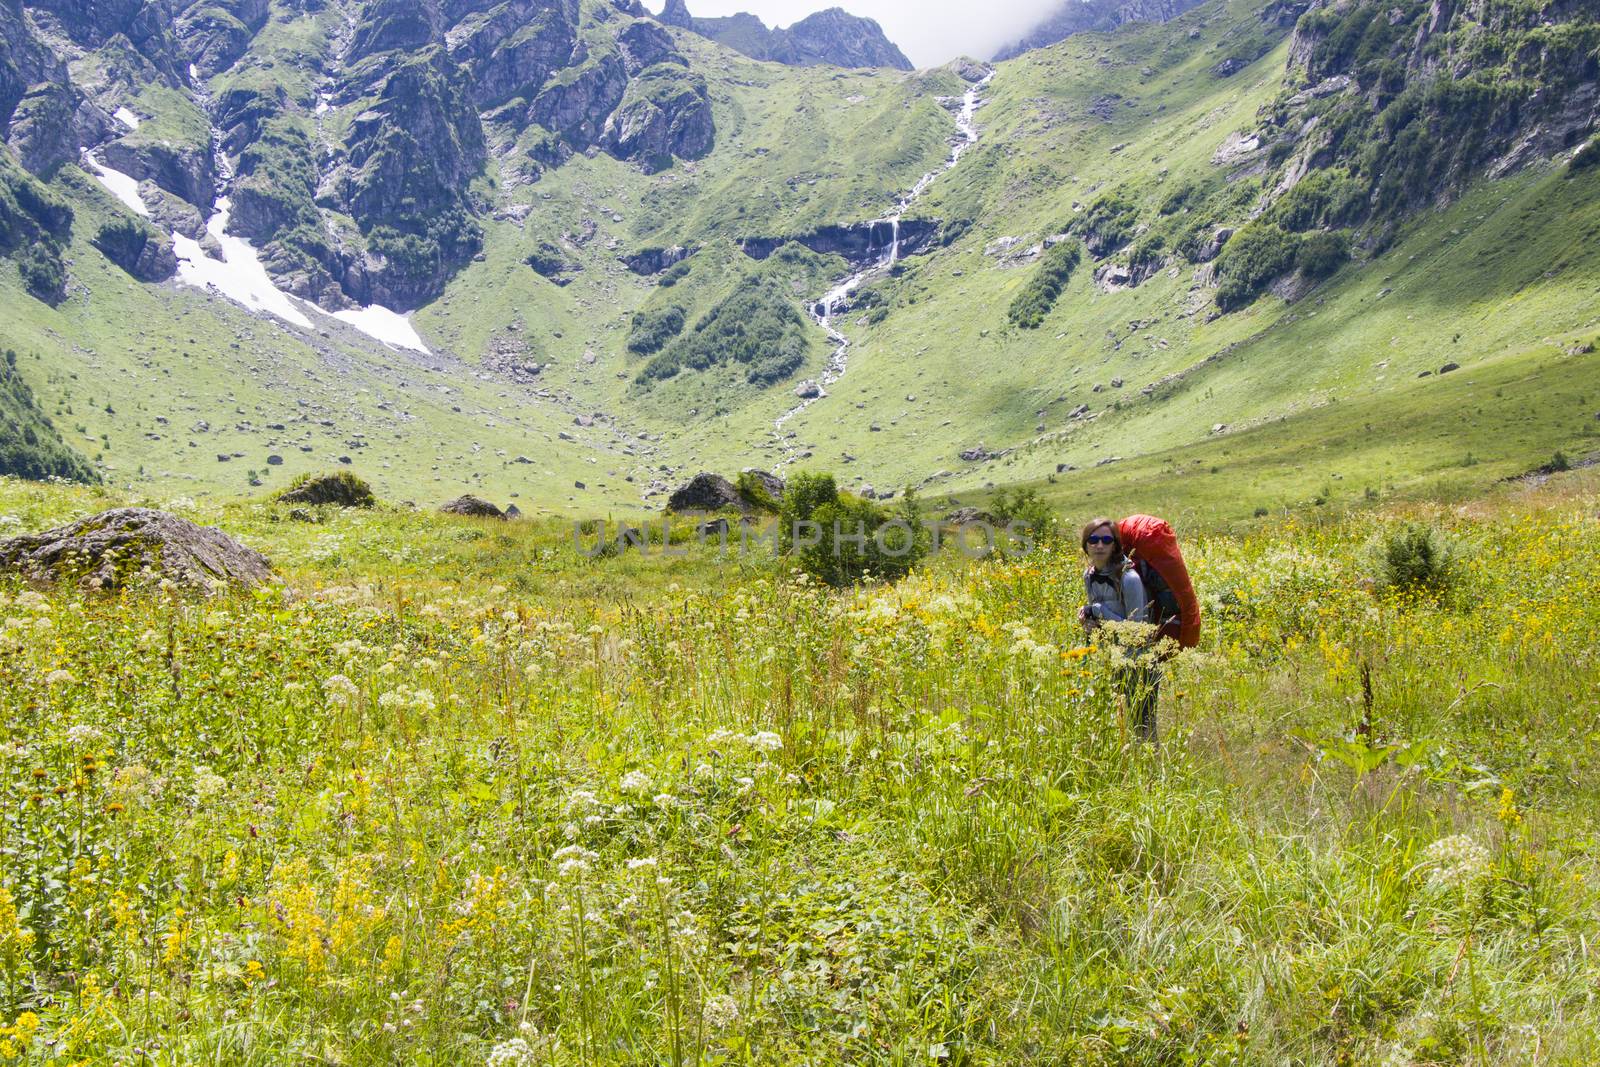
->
<box><xmin>173</xmin><ymin>197</ymin><xmax>313</xmax><ymax>329</ymax></box>
<box><xmin>327</xmin><ymin>304</ymin><xmax>429</xmax><ymax>353</ymax></box>
<box><xmin>113</xmin><ymin>106</ymin><xmax>141</xmax><ymax>130</ymax></box>
<box><xmin>83</xmin><ymin>153</ymin><xmax>149</xmax><ymax>216</ymax></box>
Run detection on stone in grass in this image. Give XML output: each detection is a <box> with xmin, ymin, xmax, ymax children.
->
<box><xmin>278</xmin><ymin>471</ymin><xmax>377</xmax><ymax>509</ymax></box>
<box><xmin>0</xmin><ymin>508</ymin><xmax>272</xmax><ymax>593</ymax></box>
<box><xmin>665</xmin><ymin>472</ymin><xmax>742</xmax><ymax>512</ymax></box>
<box><xmin>439</xmin><ymin>495</ymin><xmax>508</xmax><ymax>520</ymax></box>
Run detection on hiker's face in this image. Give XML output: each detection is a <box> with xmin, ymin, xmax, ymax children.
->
<box><xmin>1086</xmin><ymin>524</ymin><xmax>1116</xmax><ymax>567</ymax></box>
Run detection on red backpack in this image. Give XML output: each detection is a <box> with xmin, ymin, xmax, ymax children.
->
<box><xmin>1118</xmin><ymin>515</ymin><xmax>1202</xmax><ymax>649</ymax></box>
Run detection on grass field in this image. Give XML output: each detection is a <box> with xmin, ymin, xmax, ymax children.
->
<box><xmin>1</xmin><ymin>467</ymin><xmax>1598</xmax><ymax>1063</ymax></box>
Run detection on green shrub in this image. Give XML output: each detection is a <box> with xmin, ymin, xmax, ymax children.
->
<box><xmin>626</xmin><ymin>305</ymin><xmax>687</xmax><ymax>356</ymax></box>
<box><xmin>657</xmin><ymin>259</ymin><xmax>691</xmax><ymax>287</ymax></box>
<box><xmin>18</xmin><ymin>243</ymin><xmax>66</xmax><ymax>303</ymax></box>
<box><xmin>1074</xmin><ymin>195</ymin><xmax>1139</xmax><ymax>255</ymax></box>
<box><xmin>1570</xmin><ymin>139</ymin><xmax>1600</xmax><ymax>175</ymax></box>
<box><xmin>778</xmin><ymin>473</ymin><xmax>928</xmax><ymax>586</ymax></box>
<box><xmin>1215</xmin><ymin>223</ymin><xmax>1302</xmax><ymax>310</ymax></box>
<box><xmin>1296</xmin><ymin>231</ymin><xmax>1349</xmax><ymax>279</ymax></box>
<box><xmin>280</xmin><ymin>470</ymin><xmax>377</xmax><ymax>508</ymax></box>
<box><xmin>1366</xmin><ymin>522</ymin><xmax>1459</xmax><ymax>597</ymax></box>
<box><xmin>1007</xmin><ymin>241</ymin><xmax>1081</xmax><ymax>329</ymax></box>
<box><xmin>637</xmin><ymin>276</ymin><xmax>810</xmax><ymax>387</ymax></box>
<box><xmin>735</xmin><ymin>471</ymin><xmax>779</xmax><ymax>513</ymax></box>
<box><xmin>989</xmin><ymin>485</ymin><xmax>1058</xmax><ymax>541</ymax></box>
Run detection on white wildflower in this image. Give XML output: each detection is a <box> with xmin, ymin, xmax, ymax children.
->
<box><xmin>626</xmin><ymin>857</ymin><xmax>658</xmax><ymax>871</ymax></box>
<box><xmin>65</xmin><ymin>724</ymin><xmax>103</xmax><ymax>745</ymax></box>
<box><xmin>1420</xmin><ymin>834</ymin><xmax>1492</xmax><ymax>893</ymax></box>
<box><xmin>322</xmin><ymin>674</ymin><xmax>358</xmax><ymax>707</ymax></box>
<box><xmin>485</xmin><ymin>1037</ymin><xmax>534</xmax><ymax>1066</ymax></box>
<box><xmin>45</xmin><ymin>669</ymin><xmax>75</xmax><ymax>687</ymax></box>
<box><xmin>702</xmin><ymin>994</ymin><xmax>740</xmax><ymax>1030</ymax></box>
<box><xmin>193</xmin><ymin>766</ymin><xmax>227</xmax><ymax>800</ymax></box>
<box><xmin>619</xmin><ymin>770</ymin><xmax>651</xmax><ymax>795</ymax></box>
<box><xmin>653</xmin><ymin>793</ymin><xmax>677</xmax><ymax>810</ymax></box>
<box><xmin>748</xmin><ymin>731</ymin><xmax>783</xmax><ymax>752</ymax></box>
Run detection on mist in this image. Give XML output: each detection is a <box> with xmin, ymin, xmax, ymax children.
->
<box><xmin>645</xmin><ymin>0</ymin><xmax>1069</xmax><ymax>68</ymax></box>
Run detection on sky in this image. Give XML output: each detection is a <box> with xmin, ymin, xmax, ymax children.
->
<box><xmin>645</xmin><ymin>0</ymin><xmax>1067</xmax><ymax>68</ymax></box>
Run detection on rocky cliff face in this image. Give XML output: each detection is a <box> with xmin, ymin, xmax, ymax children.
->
<box><xmin>995</xmin><ymin>0</ymin><xmax>1205</xmax><ymax>61</ymax></box>
<box><xmin>1253</xmin><ymin>0</ymin><xmax>1599</xmax><ymax>228</ymax></box>
<box><xmin>1</xmin><ymin>0</ymin><xmax>721</xmax><ymax>309</ymax></box>
<box><xmin>656</xmin><ymin>1</ymin><xmax>912</xmax><ymax>70</ymax></box>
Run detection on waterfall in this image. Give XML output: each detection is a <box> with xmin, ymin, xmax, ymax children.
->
<box><xmin>771</xmin><ymin>68</ymin><xmax>994</xmax><ymax>453</ymax></box>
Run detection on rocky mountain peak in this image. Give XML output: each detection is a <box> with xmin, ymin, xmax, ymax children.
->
<box><xmin>994</xmin><ymin>0</ymin><xmax>1205</xmax><ymax>61</ymax></box>
<box><xmin>654</xmin><ymin>1</ymin><xmax>913</xmax><ymax>70</ymax></box>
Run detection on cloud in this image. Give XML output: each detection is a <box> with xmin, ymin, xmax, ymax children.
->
<box><xmin>646</xmin><ymin>0</ymin><xmax>1067</xmax><ymax>68</ymax></box>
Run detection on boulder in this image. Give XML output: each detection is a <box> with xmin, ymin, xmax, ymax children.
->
<box><xmin>944</xmin><ymin>507</ymin><xmax>998</xmax><ymax>526</ymax></box>
<box><xmin>0</xmin><ymin>508</ymin><xmax>272</xmax><ymax>593</ymax></box>
<box><xmin>278</xmin><ymin>472</ymin><xmax>376</xmax><ymax>509</ymax></box>
<box><xmin>740</xmin><ymin>468</ymin><xmax>785</xmax><ymax>503</ymax></box>
<box><xmin>666</xmin><ymin>472</ymin><xmax>741</xmax><ymax>512</ymax></box>
<box><xmin>440</xmin><ymin>495</ymin><xmax>507</xmax><ymax>519</ymax></box>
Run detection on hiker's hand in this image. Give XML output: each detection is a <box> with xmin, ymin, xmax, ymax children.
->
<box><xmin>1077</xmin><ymin>605</ymin><xmax>1090</xmax><ymax>624</ymax></box>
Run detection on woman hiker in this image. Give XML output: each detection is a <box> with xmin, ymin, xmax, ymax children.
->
<box><xmin>1078</xmin><ymin>516</ymin><xmax>1161</xmax><ymax>742</ymax></box>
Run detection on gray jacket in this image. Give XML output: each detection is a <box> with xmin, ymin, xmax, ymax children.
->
<box><xmin>1084</xmin><ymin>563</ymin><xmax>1150</xmax><ymax>624</ymax></box>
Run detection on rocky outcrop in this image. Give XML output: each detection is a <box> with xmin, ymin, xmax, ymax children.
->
<box><xmin>177</xmin><ymin>0</ymin><xmax>270</xmax><ymax>78</ymax></box>
<box><xmin>740</xmin><ymin>219</ymin><xmax>940</xmax><ymax>268</ymax></box>
<box><xmin>622</xmin><ymin>243</ymin><xmax>694</xmax><ymax>275</ymax></box>
<box><xmin>1</xmin><ymin>2</ymin><xmax>105</xmax><ymax>177</ymax></box>
<box><xmin>1245</xmin><ymin>0</ymin><xmax>1600</xmax><ymax>227</ymax></box>
<box><xmin>996</xmin><ymin>0</ymin><xmax>1205</xmax><ymax>61</ymax></box>
<box><xmin>769</xmin><ymin>9</ymin><xmax>913</xmax><ymax>70</ymax></box>
<box><xmin>602</xmin><ymin>62</ymin><xmax>713</xmax><ymax>173</ymax></box>
<box><xmin>278</xmin><ymin>472</ymin><xmax>377</xmax><ymax>509</ymax></box>
<box><xmin>0</xmin><ymin>508</ymin><xmax>272</xmax><ymax>592</ymax></box>
<box><xmin>665</xmin><ymin>472</ymin><xmax>741</xmax><ymax>512</ymax></box>
<box><xmin>446</xmin><ymin>0</ymin><xmax>580</xmax><ymax>108</ymax></box>
<box><xmin>656</xmin><ymin>1</ymin><xmax>912</xmax><ymax>70</ymax></box>
<box><xmin>526</xmin><ymin>48</ymin><xmax>621</xmax><ymax>140</ymax></box>
<box><xmin>92</xmin><ymin>217</ymin><xmax>177</xmax><ymax>281</ymax></box>
<box><xmin>333</xmin><ymin>47</ymin><xmax>486</xmax><ymax>308</ymax></box>
<box><xmin>440</xmin><ymin>494</ymin><xmax>508</xmax><ymax>518</ymax></box>
<box><xmin>100</xmin><ymin>136</ymin><xmax>217</xmax><ymax>212</ymax></box>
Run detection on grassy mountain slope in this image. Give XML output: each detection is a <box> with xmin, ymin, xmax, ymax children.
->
<box><xmin>1</xmin><ymin>0</ymin><xmax>1595</xmax><ymax>520</ymax></box>
<box><xmin>689</xmin><ymin>0</ymin><xmax>1600</xmax><ymax>515</ymax></box>
<box><xmin>0</xmin><ymin>347</ymin><xmax>96</xmax><ymax>483</ymax></box>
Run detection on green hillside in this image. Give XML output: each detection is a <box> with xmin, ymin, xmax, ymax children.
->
<box><xmin>0</xmin><ymin>0</ymin><xmax>1595</xmax><ymax>520</ymax></box>
<box><xmin>0</xmin><ymin>347</ymin><xmax>97</xmax><ymax>483</ymax></box>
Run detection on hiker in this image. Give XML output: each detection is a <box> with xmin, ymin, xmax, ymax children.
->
<box><xmin>1078</xmin><ymin>516</ymin><xmax>1161</xmax><ymax>741</ymax></box>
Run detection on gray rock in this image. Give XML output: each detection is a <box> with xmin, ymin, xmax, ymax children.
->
<box><xmin>440</xmin><ymin>495</ymin><xmax>507</xmax><ymax>519</ymax></box>
<box><xmin>0</xmin><ymin>508</ymin><xmax>272</xmax><ymax>593</ymax></box>
<box><xmin>666</xmin><ymin>472</ymin><xmax>740</xmax><ymax>512</ymax></box>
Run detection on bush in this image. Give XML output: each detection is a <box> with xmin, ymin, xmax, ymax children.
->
<box><xmin>657</xmin><ymin>260</ymin><xmax>691</xmax><ymax>287</ymax></box>
<box><xmin>1007</xmin><ymin>241</ymin><xmax>1081</xmax><ymax>329</ymax></box>
<box><xmin>1366</xmin><ymin>522</ymin><xmax>1459</xmax><ymax>597</ymax></box>
<box><xmin>986</xmin><ymin>486</ymin><xmax>1058</xmax><ymax>546</ymax></box>
<box><xmin>735</xmin><ymin>471</ymin><xmax>779</xmax><ymax>513</ymax></box>
<box><xmin>279</xmin><ymin>471</ymin><xmax>377</xmax><ymax>509</ymax></box>
<box><xmin>637</xmin><ymin>276</ymin><xmax>810</xmax><ymax>387</ymax></box>
<box><xmin>778</xmin><ymin>473</ymin><xmax>928</xmax><ymax>586</ymax></box>
<box><xmin>626</xmin><ymin>305</ymin><xmax>686</xmax><ymax>356</ymax></box>
<box><xmin>18</xmin><ymin>243</ymin><xmax>66</xmax><ymax>303</ymax></box>
<box><xmin>1296</xmin><ymin>231</ymin><xmax>1349</xmax><ymax>279</ymax></box>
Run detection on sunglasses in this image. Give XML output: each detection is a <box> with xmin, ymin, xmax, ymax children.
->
<box><xmin>1086</xmin><ymin>534</ymin><xmax>1116</xmax><ymax>546</ymax></box>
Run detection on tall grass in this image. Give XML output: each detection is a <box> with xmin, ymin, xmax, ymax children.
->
<box><xmin>0</xmin><ymin>477</ymin><xmax>1597</xmax><ymax>1062</ymax></box>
